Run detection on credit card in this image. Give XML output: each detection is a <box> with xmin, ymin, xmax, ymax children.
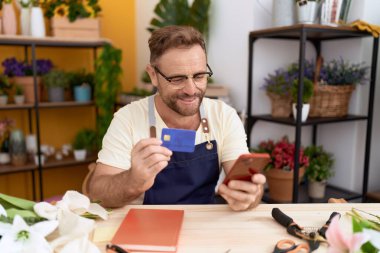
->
<box><xmin>161</xmin><ymin>128</ymin><xmax>196</xmax><ymax>153</ymax></box>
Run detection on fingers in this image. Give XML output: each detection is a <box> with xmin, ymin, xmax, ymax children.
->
<box><xmin>219</xmin><ymin>174</ymin><xmax>266</xmax><ymax>211</ymax></box>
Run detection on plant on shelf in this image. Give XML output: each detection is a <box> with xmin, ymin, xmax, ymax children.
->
<box><xmin>42</xmin><ymin>70</ymin><xmax>70</xmax><ymax>102</ymax></box>
<box><xmin>72</xmin><ymin>128</ymin><xmax>96</xmax><ymax>161</ymax></box>
<box><xmin>43</xmin><ymin>0</ymin><xmax>102</xmax><ymax>22</ymax></box>
<box><xmin>147</xmin><ymin>0</ymin><xmax>211</xmax><ymax>37</ymax></box>
<box><xmin>119</xmin><ymin>87</ymin><xmax>154</xmax><ymax>105</ymax></box>
<box><xmin>95</xmin><ymin>44</ymin><xmax>122</xmax><ymax>149</ymax></box>
<box><xmin>304</xmin><ymin>145</ymin><xmax>334</xmax><ymax>199</ymax></box>
<box><xmin>14</xmin><ymin>84</ymin><xmax>26</xmax><ymax>105</ymax></box>
<box><xmin>68</xmin><ymin>69</ymin><xmax>94</xmax><ymax>102</ymax></box>
<box><xmin>254</xmin><ymin>136</ymin><xmax>309</xmax><ymax>202</ymax></box>
<box><xmin>291</xmin><ymin>77</ymin><xmax>314</xmax><ymax>122</ymax></box>
<box><xmin>310</xmin><ymin>57</ymin><xmax>370</xmax><ymax>117</ymax></box>
<box><xmin>1</xmin><ymin>57</ymin><xmax>53</xmax><ymax>104</ymax></box>
<box><xmin>0</xmin><ymin>75</ymin><xmax>12</xmax><ymax>104</ymax></box>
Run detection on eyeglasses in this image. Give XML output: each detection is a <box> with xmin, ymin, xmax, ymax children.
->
<box><xmin>154</xmin><ymin>64</ymin><xmax>213</xmax><ymax>90</ymax></box>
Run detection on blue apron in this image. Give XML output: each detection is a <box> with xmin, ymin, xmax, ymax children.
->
<box><xmin>143</xmin><ymin>96</ymin><xmax>220</xmax><ymax>204</ymax></box>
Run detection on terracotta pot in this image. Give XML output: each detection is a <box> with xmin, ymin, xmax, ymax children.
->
<box><xmin>11</xmin><ymin>77</ymin><xmax>42</xmax><ymax>104</ymax></box>
<box><xmin>265</xmin><ymin>167</ymin><xmax>305</xmax><ymax>203</ymax></box>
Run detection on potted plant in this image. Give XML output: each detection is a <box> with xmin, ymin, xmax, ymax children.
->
<box><xmin>291</xmin><ymin>77</ymin><xmax>314</xmax><ymax>122</ymax></box>
<box><xmin>0</xmin><ymin>74</ymin><xmax>12</xmax><ymax>105</ymax></box>
<box><xmin>1</xmin><ymin>57</ymin><xmax>53</xmax><ymax>103</ymax></box>
<box><xmin>68</xmin><ymin>69</ymin><xmax>94</xmax><ymax>102</ymax></box>
<box><xmin>254</xmin><ymin>136</ymin><xmax>309</xmax><ymax>202</ymax></box>
<box><xmin>304</xmin><ymin>145</ymin><xmax>334</xmax><ymax>199</ymax></box>
<box><xmin>310</xmin><ymin>57</ymin><xmax>369</xmax><ymax>117</ymax></box>
<box><xmin>14</xmin><ymin>84</ymin><xmax>25</xmax><ymax>105</ymax></box>
<box><xmin>44</xmin><ymin>0</ymin><xmax>102</xmax><ymax>38</ymax></box>
<box><xmin>119</xmin><ymin>87</ymin><xmax>154</xmax><ymax>105</ymax></box>
<box><xmin>72</xmin><ymin>128</ymin><xmax>96</xmax><ymax>161</ymax></box>
<box><xmin>262</xmin><ymin>68</ymin><xmax>294</xmax><ymax>117</ymax></box>
<box><xmin>42</xmin><ymin>70</ymin><xmax>70</xmax><ymax>102</ymax></box>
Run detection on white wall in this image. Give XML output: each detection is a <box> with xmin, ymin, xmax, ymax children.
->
<box><xmin>136</xmin><ymin>0</ymin><xmax>380</xmax><ymax>194</ymax></box>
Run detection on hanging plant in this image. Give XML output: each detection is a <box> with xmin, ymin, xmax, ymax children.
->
<box><xmin>94</xmin><ymin>44</ymin><xmax>122</xmax><ymax>149</ymax></box>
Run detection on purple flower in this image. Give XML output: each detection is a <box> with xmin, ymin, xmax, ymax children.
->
<box><xmin>2</xmin><ymin>57</ymin><xmax>53</xmax><ymax>77</ymax></box>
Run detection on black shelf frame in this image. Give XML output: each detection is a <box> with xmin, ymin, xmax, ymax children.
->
<box><xmin>246</xmin><ymin>24</ymin><xmax>378</xmax><ymax>203</ymax></box>
<box><xmin>0</xmin><ymin>36</ymin><xmax>108</xmax><ymax>201</ymax></box>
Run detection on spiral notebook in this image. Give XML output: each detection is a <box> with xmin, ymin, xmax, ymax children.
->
<box><xmin>111</xmin><ymin>208</ymin><xmax>184</xmax><ymax>252</ymax></box>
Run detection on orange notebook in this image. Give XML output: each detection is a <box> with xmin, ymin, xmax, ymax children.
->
<box><xmin>111</xmin><ymin>208</ymin><xmax>184</xmax><ymax>252</ymax></box>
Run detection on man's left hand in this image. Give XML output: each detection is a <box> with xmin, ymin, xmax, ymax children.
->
<box><xmin>218</xmin><ymin>174</ymin><xmax>266</xmax><ymax>211</ymax></box>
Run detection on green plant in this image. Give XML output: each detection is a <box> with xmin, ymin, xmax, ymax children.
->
<box><xmin>291</xmin><ymin>78</ymin><xmax>314</xmax><ymax>103</ymax></box>
<box><xmin>95</xmin><ymin>44</ymin><xmax>122</xmax><ymax>149</ymax></box>
<box><xmin>42</xmin><ymin>70</ymin><xmax>70</xmax><ymax>88</ymax></box>
<box><xmin>72</xmin><ymin>128</ymin><xmax>96</xmax><ymax>150</ymax></box>
<box><xmin>68</xmin><ymin>69</ymin><xmax>95</xmax><ymax>88</ymax></box>
<box><xmin>0</xmin><ymin>75</ymin><xmax>12</xmax><ymax>96</ymax></box>
<box><xmin>319</xmin><ymin>58</ymin><xmax>369</xmax><ymax>85</ymax></box>
<box><xmin>304</xmin><ymin>145</ymin><xmax>334</xmax><ymax>182</ymax></box>
<box><xmin>43</xmin><ymin>0</ymin><xmax>102</xmax><ymax>22</ymax></box>
<box><xmin>147</xmin><ymin>0</ymin><xmax>211</xmax><ymax>38</ymax></box>
<box><xmin>124</xmin><ymin>87</ymin><xmax>153</xmax><ymax>97</ymax></box>
<box><xmin>14</xmin><ymin>85</ymin><xmax>24</xmax><ymax>96</ymax></box>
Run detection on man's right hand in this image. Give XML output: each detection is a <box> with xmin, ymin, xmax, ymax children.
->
<box><xmin>129</xmin><ymin>138</ymin><xmax>172</xmax><ymax>192</ymax></box>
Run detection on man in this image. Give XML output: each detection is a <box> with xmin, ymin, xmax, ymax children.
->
<box><xmin>88</xmin><ymin>26</ymin><xmax>266</xmax><ymax>211</ymax></box>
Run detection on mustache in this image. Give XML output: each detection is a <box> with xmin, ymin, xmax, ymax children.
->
<box><xmin>176</xmin><ymin>93</ymin><xmax>202</xmax><ymax>100</ymax></box>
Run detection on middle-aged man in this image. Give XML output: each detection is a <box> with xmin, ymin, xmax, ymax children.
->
<box><xmin>87</xmin><ymin>25</ymin><xmax>266</xmax><ymax>211</ymax></box>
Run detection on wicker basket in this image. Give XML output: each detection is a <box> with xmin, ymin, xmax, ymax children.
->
<box><xmin>267</xmin><ymin>92</ymin><xmax>292</xmax><ymax>118</ymax></box>
<box><xmin>309</xmin><ymin>84</ymin><xmax>355</xmax><ymax>117</ymax></box>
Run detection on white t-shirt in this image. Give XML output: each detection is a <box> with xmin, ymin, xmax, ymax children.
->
<box><xmin>97</xmin><ymin>96</ymin><xmax>249</xmax><ymax>203</ymax></box>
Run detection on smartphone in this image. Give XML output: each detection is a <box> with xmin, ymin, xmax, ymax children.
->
<box><xmin>223</xmin><ymin>153</ymin><xmax>271</xmax><ymax>185</ymax></box>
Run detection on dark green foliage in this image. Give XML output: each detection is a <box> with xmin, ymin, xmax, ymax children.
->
<box><xmin>291</xmin><ymin>78</ymin><xmax>314</xmax><ymax>103</ymax></box>
<box><xmin>304</xmin><ymin>145</ymin><xmax>334</xmax><ymax>182</ymax></box>
<box><xmin>95</xmin><ymin>44</ymin><xmax>122</xmax><ymax>149</ymax></box>
<box><xmin>42</xmin><ymin>70</ymin><xmax>70</xmax><ymax>88</ymax></box>
<box><xmin>147</xmin><ymin>0</ymin><xmax>211</xmax><ymax>37</ymax></box>
<box><xmin>68</xmin><ymin>69</ymin><xmax>95</xmax><ymax>88</ymax></box>
<box><xmin>72</xmin><ymin>128</ymin><xmax>96</xmax><ymax>151</ymax></box>
<box><xmin>0</xmin><ymin>74</ymin><xmax>11</xmax><ymax>96</ymax></box>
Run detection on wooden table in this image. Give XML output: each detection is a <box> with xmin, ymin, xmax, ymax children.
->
<box><xmin>93</xmin><ymin>203</ymin><xmax>380</xmax><ymax>253</ymax></box>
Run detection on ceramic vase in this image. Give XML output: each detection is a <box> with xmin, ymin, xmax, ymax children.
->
<box><xmin>30</xmin><ymin>7</ymin><xmax>45</xmax><ymax>37</ymax></box>
<box><xmin>2</xmin><ymin>3</ymin><xmax>17</xmax><ymax>35</ymax></box>
<box><xmin>9</xmin><ymin>129</ymin><xmax>27</xmax><ymax>166</ymax></box>
<box><xmin>20</xmin><ymin>7</ymin><xmax>31</xmax><ymax>36</ymax></box>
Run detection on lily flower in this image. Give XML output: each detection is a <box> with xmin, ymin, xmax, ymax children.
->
<box><xmin>0</xmin><ymin>215</ymin><xmax>58</xmax><ymax>253</ymax></box>
<box><xmin>0</xmin><ymin>203</ymin><xmax>6</xmax><ymax>216</ymax></box>
<box><xmin>34</xmin><ymin>191</ymin><xmax>108</xmax><ymax>221</ymax></box>
<box><xmin>326</xmin><ymin>216</ymin><xmax>369</xmax><ymax>253</ymax></box>
<box><xmin>362</xmin><ymin>228</ymin><xmax>380</xmax><ymax>250</ymax></box>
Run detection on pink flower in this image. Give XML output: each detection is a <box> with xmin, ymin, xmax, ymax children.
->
<box><xmin>326</xmin><ymin>216</ymin><xmax>369</xmax><ymax>253</ymax></box>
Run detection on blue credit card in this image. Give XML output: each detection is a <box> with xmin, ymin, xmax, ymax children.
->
<box><xmin>161</xmin><ymin>128</ymin><xmax>196</xmax><ymax>153</ymax></box>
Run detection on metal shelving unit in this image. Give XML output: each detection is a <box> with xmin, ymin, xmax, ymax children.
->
<box><xmin>0</xmin><ymin>35</ymin><xmax>109</xmax><ymax>200</ymax></box>
<box><xmin>246</xmin><ymin>24</ymin><xmax>378</xmax><ymax>203</ymax></box>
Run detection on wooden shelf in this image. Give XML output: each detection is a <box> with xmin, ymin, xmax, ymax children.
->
<box><xmin>38</xmin><ymin>101</ymin><xmax>95</xmax><ymax>109</ymax></box>
<box><xmin>0</xmin><ymin>154</ymin><xmax>96</xmax><ymax>175</ymax></box>
<box><xmin>0</xmin><ymin>35</ymin><xmax>110</xmax><ymax>47</ymax></box>
<box><xmin>262</xmin><ymin>183</ymin><xmax>362</xmax><ymax>204</ymax></box>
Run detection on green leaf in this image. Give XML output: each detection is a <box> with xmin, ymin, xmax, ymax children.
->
<box><xmin>0</xmin><ymin>193</ymin><xmax>36</xmax><ymax>211</ymax></box>
<box><xmin>6</xmin><ymin>208</ymin><xmax>39</xmax><ymax>219</ymax></box>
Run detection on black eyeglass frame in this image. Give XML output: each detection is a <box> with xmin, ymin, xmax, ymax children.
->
<box><xmin>153</xmin><ymin>64</ymin><xmax>213</xmax><ymax>84</ymax></box>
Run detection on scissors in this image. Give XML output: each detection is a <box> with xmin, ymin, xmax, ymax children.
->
<box><xmin>274</xmin><ymin>239</ymin><xmax>310</xmax><ymax>253</ymax></box>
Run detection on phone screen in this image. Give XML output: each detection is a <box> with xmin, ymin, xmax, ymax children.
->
<box><xmin>223</xmin><ymin>153</ymin><xmax>270</xmax><ymax>185</ymax></box>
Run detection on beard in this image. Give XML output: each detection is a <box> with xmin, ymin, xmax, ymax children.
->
<box><xmin>159</xmin><ymin>88</ymin><xmax>205</xmax><ymax>116</ymax></box>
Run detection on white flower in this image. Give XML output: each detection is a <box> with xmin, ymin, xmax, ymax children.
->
<box><xmin>363</xmin><ymin>228</ymin><xmax>380</xmax><ymax>249</ymax></box>
<box><xmin>0</xmin><ymin>203</ymin><xmax>6</xmax><ymax>217</ymax></box>
<box><xmin>0</xmin><ymin>215</ymin><xmax>58</xmax><ymax>253</ymax></box>
<box><xmin>34</xmin><ymin>191</ymin><xmax>108</xmax><ymax>221</ymax></box>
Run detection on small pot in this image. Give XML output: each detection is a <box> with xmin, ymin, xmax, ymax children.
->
<box><xmin>308</xmin><ymin>180</ymin><xmax>327</xmax><ymax>199</ymax></box>
<box><xmin>0</xmin><ymin>95</ymin><xmax>8</xmax><ymax>105</ymax></box>
<box><xmin>14</xmin><ymin>95</ymin><xmax>25</xmax><ymax>105</ymax></box>
<box><xmin>74</xmin><ymin>149</ymin><xmax>87</xmax><ymax>161</ymax></box>
<box><xmin>292</xmin><ymin>103</ymin><xmax>310</xmax><ymax>122</ymax></box>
